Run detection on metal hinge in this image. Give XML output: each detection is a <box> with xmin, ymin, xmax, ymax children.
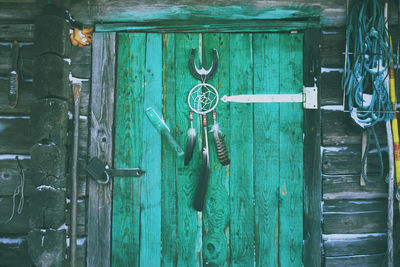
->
<box><xmin>220</xmin><ymin>86</ymin><xmax>318</xmax><ymax>109</ymax></box>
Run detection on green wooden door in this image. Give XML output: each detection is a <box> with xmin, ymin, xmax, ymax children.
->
<box><xmin>113</xmin><ymin>32</ymin><xmax>303</xmax><ymax>266</ymax></box>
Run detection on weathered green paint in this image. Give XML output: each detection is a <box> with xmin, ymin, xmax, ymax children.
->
<box><xmin>175</xmin><ymin>33</ymin><xmax>203</xmax><ymax>266</ymax></box>
<box><xmin>203</xmin><ymin>33</ymin><xmax>230</xmax><ymax>266</ymax></box>
<box><xmin>161</xmin><ymin>33</ymin><xmax>178</xmax><ymax>267</ymax></box>
<box><xmin>87</xmin><ymin>3</ymin><xmax>320</xmax><ymax>25</ymax></box>
<box><xmin>95</xmin><ymin>19</ymin><xmax>320</xmax><ymax>33</ymax></box>
<box><xmin>279</xmin><ymin>33</ymin><xmax>303</xmax><ymax>266</ymax></box>
<box><xmin>113</xmin><ymin>33</ymin><xmax>146</xmax><ymax>266</ymax></box>
<box><xmin>113</xmin><ymin>32</ymin><xmax>304</xmax><ymax>266</ymax></box>
<box><xmin>229</xmin><ymin>33</ymin><xmax>255</xmax><ymax>266</ymax></box>
<box><xmin>141</xmin><ymin>33</ymin><xmax>162</xmax><ymax>266</ymax></box>
<box><xmin>253</xmin><ymin>33</ymin><xmax>280</xmax><ymax>266</ymax></box>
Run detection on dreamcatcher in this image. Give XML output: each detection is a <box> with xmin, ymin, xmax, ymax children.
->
<box><xmin>185</xmin><ymin>48</ymin><xmax>230</xmax><ymax>211</ymax></box>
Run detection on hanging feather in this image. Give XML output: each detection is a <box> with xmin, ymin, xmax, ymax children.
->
<box><xmin>184</xmin><ymin>127</ymin><xmax>196</xmax><ymax>165</ymax></box>
<box><xmin>211</xmin><ymin>124</ymin><xmax>230</xmax><ymax>166</ymax></box>
<box><xmin>184</xmin><ymin>112</ymin><xmax>196</xmax><ymax>165</ymax></box>
<box><xmin>193</xmin><ymin>148</ymin><xmax>210</xmax><ymax>211</ymax></box>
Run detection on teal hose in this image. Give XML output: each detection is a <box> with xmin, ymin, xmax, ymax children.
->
<box><xmin>342</xmin><ymin>0</ymin><xmax>394</xmax><ymax>128</ymax></box>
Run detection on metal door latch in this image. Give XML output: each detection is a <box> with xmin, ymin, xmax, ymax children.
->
<box><xmin>85</xmin><ymin>157</ymin><xmax>145</xmax><ymax>184</ymax></box>
<box><xmin>220</xmin><ymin>86</ymin><xmax>318</xmax><ymax>109</ymax></box>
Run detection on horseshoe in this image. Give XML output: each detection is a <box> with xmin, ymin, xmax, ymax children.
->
<box><xmin>188</xmin><ymin>48</ymin><xmax>219</xmax><ymax>82</ymax></box>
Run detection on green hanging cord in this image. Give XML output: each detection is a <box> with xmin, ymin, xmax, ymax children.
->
<box><xmin>361</xmin><ymin>127</ymin><xmax>385</xmax><ymax>183</ymax></box>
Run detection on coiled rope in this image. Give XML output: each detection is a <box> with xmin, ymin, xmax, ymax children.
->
<box><xmin>342</xmin><ymin>0</ymin><xmax>395</xmax><ymax>183</ymax></box>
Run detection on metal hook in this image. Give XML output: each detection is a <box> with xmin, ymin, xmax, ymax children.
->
<box><xmin>188</xmin><ymin>48</ymin><xmax>219</xmax><ymax>82</ymax></box>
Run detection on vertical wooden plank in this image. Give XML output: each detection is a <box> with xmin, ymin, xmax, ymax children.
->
<box><xmin>303</xmin><ymin>28</ymin><xmax>322</xmax><ymax>267</ymax></box>
<box><xmin>161</xmin><ymin>33</ymin><xmax>178</xmax><ymax>267</ymax></box>
<box><xmin>229</xmin><ymin>33</ymin><xmax>255</xmax><ymax>266</ymax></box>
<box><xmin>87</xmin><ymin>32</ymin><xmax>115</xmax><ymax>267</ymax></box>
<box><xmin>279</xmin><ymin>33</ymin><xmax>303</xmax><ymax>267</ymax></box>
<box><xmin>253</xmin><ymin>33</ymin><xmax>280</xmax><ymax>267</ymax></box>
<box><xmin>175</xmin><ymin>33</ymin><xmax>202</xmax><ymax>266</ymax></box>
<box><xmin>140</xmin><ymin>32</ymin><xmax>162</xmax><ymax>266</ymax></box>
<box><xmin>203</xmin><ymin>33</ymin><xmax>231</xmax><ymax>266</ymax></box>
<box><xmin>113</xmin><ymin>33</ymin><xmax>146</xmax><ymax>267</ymax></box>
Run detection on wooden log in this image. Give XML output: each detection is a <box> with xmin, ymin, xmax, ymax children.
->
<box><xmin>323</xmin><ymin>174</ymin><xmax>387</xmax><ymax>200</ymax></box>
<box><xmin>87</xmin><ymin>32</ymin><xmax>115</xmax><ymax>267</ymax></box>
<box><xmin>322</xmin><ymin>111</ymin><xmax>387</xmax><ymax>146</ymax></box>
<box><xmin>30</xmin><ymin>143</ymin><xmax>67</xmax><ymax>189</ymax></box>
<box><xmin>324</xmin><ymin>199</ymin><xmax>387</xmax><ymax>213</ymax></box>
<box><xmin>0</xmin><ymin>157</ymin><xmax>34</xmax><ymax>196</ymax></box>
<box><xmin>320</xmin><ymin>71</ymin><xmax>342</xmax><ymax>106</ymax></box>
<box><xmin>27</xmin><ymin>229</ymin><xmax>66</xmax><ymax>267</ymax></box>
<box><xmin>33</xmin><ymin>54</ymin><xmax>70</xmax><ymax>100</ymax></box>
<box><xmin>323</xmin><ymin>233</ymin><xmax>386</xmax><ymax>257</ymax></box>
<box><xmin>322</xmin><ymin>146</ymin><xmax>388</xmax><ymax>175</ymax></box>
<box><xmin>0</xmin><ymin>79</ymin><xmax>33</xmax><ymax>115</ymax></box>
<box><xmin>303</xmin><ymin>28</ymin><xmax>322</xmax><ymax>267</ymax></box>
<box><xmin>78</xmin><ymin>115</ymin><xmax>89</xmax><ymax>158</ymax></box>
<box><xmin>34</xmin><ymin>15</ymin><xmax>71</xmax><ymax>57</ymax></box>
<box><xmin>325</xmin><ymin>253</ymin><xmax>385</xmax><ymax>267</ymax></box>
<box><xmin>0</xmin><ymin>43</ymin><xmax>35</xmax><ymax>77</ymax></box>
<box><xmin>0</xmin><ymin>24</ymin><xmax>34</xmax><ymax>41</ymax></box>
<box><xmin>0</xmin><ymin>197</ymin><xmax>30</xmax><ymax>234</ymax></box>
<box><xmin>66</xmin><ymin>199</ymin><xmax>86</xmax><ymax>236</ymax></box>
<box><xmin>323</xmin><ymin>200</ymin><xmax>387</xmax><ymax>234</ymax></box>
<box><xmin>29</xmin><ymin>188</ymin><xmax>66</xmax><ymax>229</ymax></box>
<box><xmin>72</xmin><ymin>80</ymin><xmax>90</xmax><ymax>117</ymax></box>
<box><xmin>0</xmin><ymin>44</ymin><xmax>12</xmax><ymax>72</ymax></box>
<box><xmin>76</xmin><ymin>237</ymin><xmax>87</xmax><ymax>267</ymax></box>
<box><xmin>71</xmin><ymin>45</ymin><xmax>91</xmax><ymax>79</ymax></box>
<box><xmin>0</xmin><ymin>116</ymin><xmax>32</xmax><ymax>154</ymax></box>
<box><xmin>30</xmin><ymin>98</ymin><xmax>69</xmax><ymax>146</ymax></box>
<box><xmin>320</xmin><ymin>28</ymin><xmax>345</xmax><ymax>68</ymax></box>
<box><xmin>0</xmin><ymin>3</ymin><xmax>44</xmax><ymax>22</ymax></box>
<box><xmin>0</xmin><ymin>236</ymin><xmax>32</xmax><ymax>266</ymax></box>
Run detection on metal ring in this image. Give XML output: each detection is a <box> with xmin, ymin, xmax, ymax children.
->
<box><xmin>187</xmin><ymin>83</ymin><xmax>219</xmax><ymax>115</ymax></box>
<box><xmin>95</xmin><ymin>170</ymin><xmax>110</xmax><ymax>184</ymax></box>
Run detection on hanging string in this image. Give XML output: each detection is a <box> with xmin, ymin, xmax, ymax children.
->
<box><xmin>6</xmin><ymin>156</ymin><xmax>25</xmax><ymax>223</ymax></box>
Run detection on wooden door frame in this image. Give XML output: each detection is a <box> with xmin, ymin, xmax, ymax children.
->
<box><xmin>87</xmin><ymin>26</ymin><xmax>321</xmax><ymax>267</ymax></box>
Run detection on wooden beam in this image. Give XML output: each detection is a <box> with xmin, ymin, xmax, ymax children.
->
<box><xmin>95</xmin><ymin>19</ymin><xmax>320</xmax><ymax>33</ymax></box>
<box><xmin>0</xmin><ymin>24</ymin><xmax>34</xmax><ymax>40</ymax></box>
<box><xmin>87</xmin><ymin>32</ymin><xmax>115</xmax><ymax>267</ymax></box>
<box><xmin>303</xmin><ymin>28</ymin><xmax>322</xmax><ymax>267</ymax></box>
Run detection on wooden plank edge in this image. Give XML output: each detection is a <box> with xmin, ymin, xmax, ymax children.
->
<box><xmin>95</xmin><ymin>19</ymin><xmax>320</xmax><ymax>33</ymax></box>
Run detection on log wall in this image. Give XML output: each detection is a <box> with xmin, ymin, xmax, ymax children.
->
<box><xmin>0</xmin><ymin>1</ymin><xmax>89</xmax><ymax>266</ymax></box>
<box><xmin>320</xmin><ymin>25</ymin><xmax>400</xmax><ymax>266</ymax></box>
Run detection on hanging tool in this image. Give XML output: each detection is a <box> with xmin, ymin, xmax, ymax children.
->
<box><xmin>8</xmin><ymin>41</ymin><xmax>19</xmax><ymax>108</ymax></box>
<box><xmin>6</xmin><ymin>156</ymin><xmax>25</xmax><ymax>223</ymax></box>
<box><xmin>145</xmin><ymin>107</ymin><xmax>184</xmax><ymax>157</ymax></box>
<box><xmin>70</xmin><ymin>83</ymin><xmax>81</xmax><ymax>267</ymax></box>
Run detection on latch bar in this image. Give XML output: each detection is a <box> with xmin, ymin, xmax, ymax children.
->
<box><xmin>220</xmin><ymin>86</ymin><xmax>318</xmax><ymax>109</ymax></box>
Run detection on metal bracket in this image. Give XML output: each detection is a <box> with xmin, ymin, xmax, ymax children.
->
<box><xmin>220</xmin><ymin>86</ymin><xmax>318</xmax><ymax>109</ymax></box>
<box><xmin>86</xmin><ymin>157</ymin><xmax>145</xmax><ymax>184</ymax></box>
<box><xmin>303</xmin><ymin>86</ymin><xmax>318</xmax><ymax>109</ymax></box>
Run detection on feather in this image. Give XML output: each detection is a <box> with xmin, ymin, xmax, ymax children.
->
<box><xmin>211</xmin><ymin>124</ymin><xmax>230</xmax><ymax>166</ymax></box>
<box><xmin>184</xmin><ymin>127</ymin><xmax>196</xmax><ymax>165</ymax></box>
<box><xmin>193</xmin><ymin>148</ymin><xmax>210</xmax><ymax>211</ymax></box>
